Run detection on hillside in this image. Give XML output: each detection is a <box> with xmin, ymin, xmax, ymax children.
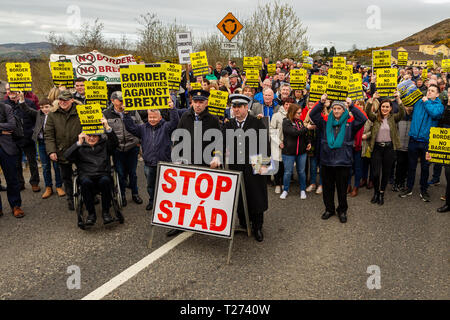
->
<box><xmin>389</xmin><ymin>18</ymin><xmax>450</xmax><ymax>47</ymax></box>
<box><xmin>0</xmin><ymin>42</ymin><xmax>51</xmax><ymax>60</ymax></box>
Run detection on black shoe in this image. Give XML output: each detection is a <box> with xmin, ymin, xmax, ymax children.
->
<box><xmin>115</xmin><ymin>210</ymin><xmax>125</xmax><ymax>224</ymax></box>
<box><xmin>392</xmin><ymin>184</ymin><xmax>399</xmax><ymax>192</ymax></box>
<box><xmin>121</xmin><ymin>196</ymin><xmax>127</xmax><ymax>207</ymax></box>
<box><xmin>437</xmin><ymin>205</ymin><xmax>450</xmax><ymax>213</ymax></box>
<box><xmin>166</xmin><ymin>229</ymin><xmax>182</xmax><ymax>237</ymax></box>
<box><xmin>146</xmin><ymin>202</ymin><xmax>153</xmax><ymax>211</ymax></box>
<box><xmin>94</xmin><ymin>195</ymin><xmax>100</xmax><ymax>205</ymax></box>
<box><xmin>378</xmin><ymin>193</ymin><xmax>384</xmax><ymax>205</ymax></box>
<box><xmin>399</xmin><ymin>189</ymin><xmax>413</xmax><ymax>198</ymax></box>
<box><xmin>338</xmin><ymin>211</ymin><xmax>347</xmax><ymax>223</ymax></box>
<box><xmin>132</xmin><ymin>194</ymin><xmax>143</xmax><ymax>204</ymax></box>
<box><xmin>85</xmin><ymin>213</ymin><xmax>96</xmax><ymax>226</ymax></box>
<box><xmin>253</xmin><ymin>228</ymin><xmax>264</xmax><ymax>242</ymax></box>
<box><xmin>321</xmin><ymin>211</ymin><xmax>335</xmax><ymax>220</ymax></box>
<box><xmin>371</xmin><ymin>192</ymin><xmax>380</xmax><ymax>204</ymax></box>
<box><xmin>68</xmin><ymin>199</ymin><xmax>75</xmax><ymax>211</ymax></box>
<box><xmin>0</xmin><ymin>184</ymin><xmax>7</xmax><ymax>192</ymax></box>
<box><xmin>102</xmin><ymin>211</ymin><xmax>114</xmax><ymax>225</ymax></box>
<box><xmin>420</xmin><ymin>190</ymin><xmax>431</xmax><ymax>202</ymax></box>
<box><xmin>20</xmin><ymin>184</ymin><xmax>25</xmax><ymax>191</ymax></box>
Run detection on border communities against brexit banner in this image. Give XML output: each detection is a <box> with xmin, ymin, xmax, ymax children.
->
<box><xmin>120</xmin><ymin>64</ymin><xmax>170</xmax><ymax>111</ymax></box>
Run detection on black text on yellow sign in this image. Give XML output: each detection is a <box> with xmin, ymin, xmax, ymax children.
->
<box><xmin>6</xmin><ymin>62</ymin><xmax>32</xmax><ymax>92</ymax></box>
<box><xmin>120</xmin><ymin>64</ymin><xmax>170</xmax><ymax>110</ymax></box>
<box><xmin>309</xmin><ymin>75</ymin><xmax>328</xmax><ymax>102</ymax></box>
<box><xmin>50</xmin><ymin>61</ymin><xmax>74</xmax><ymax>88</ymax></box>
<box><xmin>290</xmin><ymin>69</ymin><xmax>307</xmax><ymax>90</ymax></box>
<box><xmin>267</xmin><ymin>64</ymin><xmax>276</xmax><ymax>76</ymax></box>
<box><xmin>376</xmin><ymin>68</ymin><xmax>397</xmax><ymax>97</ymax></box>
<box><xmin>332</xmin><ymin>57</ymin><xmax>346</xmax><ymax>70</ymax></box>
<box><xmin>442</xmin><ymin>59</ymin><xmax>450</xmax><ymax>72</ymax></box>
<box><xmin>208</xmin><ymin>90</ymin><xmax>229</xmax><ymax>117</ymax></box>
<box><xmin>372</xmin><ymin>50</ymin><xmax>391</xmax><ymax>69</ymax></box>
<box><xmin>397</xmin><ymin>52</ymin><xmax>408</xmax><ymax>66</ymax></box>
<box><xmin>85</xmin><ymin>81</ymin><xmax>108</xmax><ymax>107</ymax></box>
<box><xmin>246</xmin><ymin>69</ymin><xmax>260</xmax><ymax>88</ymax></box>
<box><xmin>166</xmin><ymin>63</ymin><xmax>182</xmax><ymax>91</ymax></box>
<box><xmin>428</xmin><ymin>127</ymin><xmax>450</xmax><ymax>165</ymax></box>
<box><xmin>348</xmin><ymin>73</ymin><xmax>364</xmax><ymax>101</ymax></box>
<box><xmin>326</xmin><ymin>69</ymin><xmax>350</xmax><ymax>101</ymax></box>
<box><xmin>77</xmin><ymin>104</ymin><xmax>104</xmax><ymax>134</ymax></box>
<box><xmin>190</xmin><ymin>51</ymin><xmax>209</xmax><ymax>77</ymax></box>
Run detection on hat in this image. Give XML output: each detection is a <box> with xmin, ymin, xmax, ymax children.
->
<box><xmin>229</xmin><ymin>73</ymin><xmax>238</xmax><ymax>78</ymax></box>
<box><xmin>229</xmin><ymin>94</ymin><xmax>251</xmax><ymax>106</ymax></box>
<box><xmin>190</xmin><ymin>89</ymin><xmax>210</xmax><ymax>101</ymax></box>
<box><xmin>220</xmin><ymin>70</ymin><xmax>228</xmax><ymax>77</ymax></box>
<box><xmin>58</xmin><ymin>90</ymin><xmax>73</xmax><ymax>101</ymax></box>
<box><xmin>331</xmin><ymin>101</ymin><xmax>346</xmax><ymax>108</ymax></box>
<box><xmin>111</xmin><ymin>91</ymin><xmax>123</xmax><ymax>101</ymax></box>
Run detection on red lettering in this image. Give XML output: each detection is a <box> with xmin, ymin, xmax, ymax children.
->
<box><xmin>126</xmin><ymin>57</ymin><xmax>132</xmax><ymax>63</ymax></box>
<box><xmin>97</xmin><ymin>54</ymin><xmax>103</xmax><ymax>61</ymax></box>
<box><xmin>98</xmin><ymin>66</ymin><xmax>105</xmax><ymax>72</ymax></box>
<box><xmin>210</xmin><ymin>208</ymin><xmax>227</xmax><ymax>232</ymax></box>
<box><xmin>214</xmin><ymin>176</ymin><xmax>232</xmax><ymax>200</ymax></box>
<box><xmin>195</xmin><ymin>173</ymin><xmax>213</xmax><ymax>199</ymax></box>
<box><xmin>105</xmin><ymin>66</ymin><xmax>113</xmax><ymax>73</ymax></box>
<box><xmin>189</xmin><ymin>202</ymin><xmax>207</xmax><ymax>229</ymax></box>
<box><xmin>162</xmin><ymin>169</ymin><xmax>177</xmax><ymax>193</ymax></box>
<box><xmin>179</xmin><ymin>170</ymin><xmax>196</xmax><ymax>196</ymax></box>
<box><xmin>157</xmin><ymin>200</ymin><xmax>173</xmax><ymax>223</ymax></box>
<box><xmin>175</xmin><ymin>202</ymin><xmax>191</xmax><ymax>225</ymax></box>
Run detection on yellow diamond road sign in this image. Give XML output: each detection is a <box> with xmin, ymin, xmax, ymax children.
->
<box><xmin>217</xmin><ymin>12</ymin><xmax>243</xmax><ymax>41</ymax></box>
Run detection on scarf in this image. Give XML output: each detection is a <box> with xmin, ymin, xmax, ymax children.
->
<box><xmin>326</xmin><ymin>109</ymin><xmax>349</xmax><ymax>149</ymax></box>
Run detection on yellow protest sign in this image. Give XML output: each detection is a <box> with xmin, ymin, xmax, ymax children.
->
<box><xmin>427</xmin><ymin>60</ymin><xmax>434</xmax><ymax>69</ymax></box>
<box><xmin>333</xmin><ymin>57</ymin><xmax>346</xmax><ymax>69</ymax></box>
<box><xmin>190</xmin><ymin>51</ymin><xmax>209</xmax><ymax>77</ymax></box>
<box><xmin>397</xmin><ymin>52</ymin><xmax>408</xmax><ymax>66</ymax></box>
<box><xmin>422</xmin><ymin>68</ymin><xmax>428</xmax><ymax>81</ymax></box>
<box><xmin>442</xmin><ymin>59</ymin><xmax>450</xmax><ymax>72</ymax></box>
<box><xmin>326</xmin><ymin>68</ymin><xmax>350</xmax><ymax>101</ymax></box>
<box><xmin>243</xmin><ymin>57</ymin><xmax>254</xmax><ymax>71</ymax></box>
<box><xmin>166</xmin><ymin>63</ymin><xmax>182</xmax><ymax>90</ymax></box>
<box><xmin>302</xmin><ymin>51</ymin><xmax>309</xmax><ymax>57</ymax></box>
<box><xmin>50</xmin><ymin>61</ymin><xmax>74</xmax><ymax>88</ymax></box>
<box><xmin>346</xmin><ymin>64</ymin><xmax>354</xmax><ymax>74</ymax></box>
<box><xmin>302</xmin><ymin>56</ymin><xmax>313</xmax><ymax>69</ymax></box>
<box><xmin>376</xmin><ymin>68</ymin><xmax>397</xmax><ymax>97</ymax></box>
<box><xmin>77</xmin><ymin>104</ymin><xmax>104</xmax><ymax>134</ymax></box>
<box><xmin>348</xmin><ymin>73</ymin><xmax>364</xmax><ymax>101</ymax></box>
<box><xmin>246</xmin><ymin>69</ymin><xmax>260</xmax><ymax>88</ymax></box>
<box><xmin>190</xmin><ymin>82</ymin><xmax>202</xmax><ymax>90</ymax></box>
<box><xmin>120</xmin><ymin>64</ymin><xmax>170</xmax><ymax>110</ymax></box>
<box><xmin>85</xmin><ymin>81</ymin><xmax>108</xmax><ymax>108</ymax></box>
<box><xmin>373</xmin><ymin>50</ymin><xmax>391</xmax><ymax>69</ymax></box>
<box><xmin>309</xmin><ymin>75</ymin><xmax>328</xmax><ymax>102</ymax></box>
<box><xmin>253</xmin><ymin>56</ymin><xmax>262</xmax><ymax>70</ymax></box>
<box><xmin>290</xmin><ymin>69</ymin><xmax>307</xmax><ymax>90</ymax></box>
<box><xmin>428</xmin><ymin>127</ymin><xmax>450</xmax><ymax>165</ymax></box>
<box><xmin>6</xmin><ymin>62</ymin><xmax>32</xmax><ymax>92</ymax></box>
<box><xmin>267</xmin><ymin>64</ymin><xmax>276</xmax><ymax>76</ymax></box>
<box><xmin>208</xmin><ymin>90</ymin><xmax>229</xmax><ymax>117</ymax></box>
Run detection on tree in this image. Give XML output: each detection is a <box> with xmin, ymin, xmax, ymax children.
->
<box><xmin>195</xmin><ymin>34</ymin><xmax>230</xmax><ymax>66</ymax></box>
<box><xmin>239</xmin><ymin>1</ymin><xmax>309</xmax><ymax>60</ymax></box>
<box><xmin>329</xmin><ymin>46</ymin><xmax>336</xmax><ymax>57</ymax></box>
<box><xmin>71</xmin><ymin>19</ymin><xmax>106</xmax><ymax>52</ymax></box>
<box><xmin>323</xmin><ymin>47</ymin><xmax>329</xmax><ymax>58</ymax></box>
<box><xmin>351</xmin><ymin>44</ymin><xmax>357</xmax><ymax>51</ymax></box>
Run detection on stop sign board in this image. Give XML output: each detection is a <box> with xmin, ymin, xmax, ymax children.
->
<box><xmin>217</xmin><ymin>12</ymin><xmax>243</xmax><ymax>41</ymax></box>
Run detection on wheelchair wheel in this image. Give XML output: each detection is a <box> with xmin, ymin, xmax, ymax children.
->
<box><xmin>113</xmin><ymin>170</ymin><xmax>122</xmax><ymax>209</ymax></box>
<box><xmin>72</xmin><ymin>174</ymin><xmax>85</xmax><ymax>230</ymax></box>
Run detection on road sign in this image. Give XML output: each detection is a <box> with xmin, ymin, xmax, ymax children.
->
<box><xmin>217</xmin><ymin>12</ymin><xmax>243</xmax><ymax>41</ymax></box>
<box><xmin>176</xmin><ymin>32</ymin><xmax>193</xmax><ymax>64</ymax></box>
<box><xmin>221</xmin><ymin>42</ymin><xmax>238</xmax><ymax>50</ymax></box>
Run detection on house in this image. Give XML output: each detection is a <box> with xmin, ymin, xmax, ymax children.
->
<box><xmin>384</xmin><ymin>43</ymin><xmax>450</xmax><ymax>67</ymax></box>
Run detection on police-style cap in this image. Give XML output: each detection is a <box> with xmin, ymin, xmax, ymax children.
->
<box><xmin>229</xmin><ymin>94</ymin><xmax>251</xmax><ymax>106</ymax></box>
<box><xmin>190</xmin><ymin>89</ymin><xmax>210</xmax><ymax>101</ymax></box>
<box><xmin>111</xmin><ymin>91</ymin><xmax>123</xmax><ymax>101</ymax></box>
<box><xmin>58</xmin><ymin>90</ymin><xmax>73</xmax><ymax>101</ymax></box>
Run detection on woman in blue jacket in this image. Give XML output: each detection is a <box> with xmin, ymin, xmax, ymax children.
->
<box><xmin>309</xmin><ymin>94</ymin><xmax>367</xmax><ymax>223</ymax></box>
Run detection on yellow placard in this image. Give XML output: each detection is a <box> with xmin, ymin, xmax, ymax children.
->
<box><xmin>253</xmin><ymin>56</ymin><xmax>262</xmax><ymax>70</ymax></box>
<box><xmin>166</xmin><ymin>63</ymin><xmax>182</xmax><ymax>90</ymax></box>
<box><xmin>290</xmin><ymin>69</ymin><xmax>307</xmax><ymax>90</ymax></box>
<box><xmin>346</xmin><ymin>64</ymin><xmax>354</xmax><ymax>74</ymax></box>
<box><xmin>422</xmin><ymin>68</ymin><xmax>428</xmax><ymax>81</ymax></box>
<box><xmin>6</xmin><ymin>62</ymin><xmax>32</xmax><ymax>92</ymax></box>
<box><xmin>267</xmin><ymin>64</ymin><xmax>276</xmax><ymax>76</ymax></box>
<box><xmin>427</xmin><ymin>60</ymin><xmax>434</xmax><ymax>69</ymax></box>
<box><xmin>76</xmin><ymin>104</ymin><xmax>104</xmax><ymax>134</ymax></box>
<box><xmin>302</xmin><ymin>51</ymin><xmax>309</xmax><ymax>57</ymax></box>
<box><xmin>376</xmin><ymin>68</ymin><xmax>397</xmax><ymax>97</ymax></box>
<box><xmin>348</xmin><ymin>73</ymin><xmax>364</xmax><ymax>101</ymax></box>
<box><xmin>190</xmin><ymin>51</ymin><xmax>209</xmax><ymax>77</ymax></box>
<box><xmin>442</xmin><ymin>59</ymin><xmax>450</xmax><ymax>72</ymax></box>
<box><xmin>50</xmin><ymin>61</ymin><xmax>74</xmax><ymax>88</ymax></box>
<box><xmin>397</xmin><ymin>52</ymin><xmax>408</xmax><ymax>66</ymax></box>
<box><xmin>428</xmin><ymin>127</ymin><xmax>450</xmax><ymax>165</ymax></box>
<box><xmin>309</xmin><ymin>75</ymin><xmax>328</xmax><ymax>102</ymax></box>
<box><xmin>373</xmin><ymin>50</ymin><xmax>391</xmax><ymax>69</ymax></box>
<box><xmin>246</xmin><ymin>69</ymin><xmax>260</xmax><ymax>88</ymax></box>
<box><xmin>207</xmin><ymin>90</ymin><xmax>229</xmax><ymax>117</ymax></box>
<box><xmin>326</xmin><ymin>68</ymin><xmax>350</xmax><ymax>101</ymax></box>
<box><xmin>120</xmin><ymin>64</ymin><xmax>170</xmax><ymax>110</ymax></box>
<box><xmin>190</xmin><ymin>82</ymin><xmax>202</xmax><ymax>90</ymax></box>
<box><xmin>85</xmin><ymin>81</ymin><xmax>108</xmax><ymax>108</ymax></box>
<box><xmin>333</xmin><ymin>57</ymin><xmax>346</xmax><ymax>70</ymax></box>
<box><xmin>302</xmin><ymin>56</ymin><xmax>312</xmax><ymax>69</ymax></box>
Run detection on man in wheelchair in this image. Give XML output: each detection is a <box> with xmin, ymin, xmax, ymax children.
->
<box><xmin>64</xmin><ymin>118</ymin><xmax>119</xmax><ymax>226</ymax></box>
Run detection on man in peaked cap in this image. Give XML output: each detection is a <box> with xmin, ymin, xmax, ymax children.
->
<box><xmin>211</xmin><ymin>94</ymin><xmax>270</xmax><ymax>242</ymax></box>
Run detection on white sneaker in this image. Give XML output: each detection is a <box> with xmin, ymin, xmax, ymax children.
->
<box><xmin>300</xmin><ymin>191</ymin><xmax>307</xmax><ymax>199</ymax></box>
<box><xmin>316</xmin><ymin>185</ymin><xmax>323</xmax><ymax>194</ymax></box>
<box><xmin>306</xmin><ymin>184</ymin><xmax>316</xmax><ymax>192</ymax></box>
<box><xmin>275</xmin><ymin>186</ymin><xmax>281</xmax><ymax>194</ymax></box>
<box><xmin>280</xmin><ymin>191</ymin><xmax>288</xmax><ymax>199</ymax></box>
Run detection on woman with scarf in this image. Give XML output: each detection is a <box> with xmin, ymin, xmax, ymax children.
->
<box><xmin>309</xmin><ymin>94</ymin><xmax>367</xmax><ymax>223</ymax></box>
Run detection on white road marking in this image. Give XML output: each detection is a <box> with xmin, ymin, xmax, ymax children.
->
<box><xmin>81</xmin><ymin>232</ymin><xmax>193</xmax><ymax>300</ymax></box>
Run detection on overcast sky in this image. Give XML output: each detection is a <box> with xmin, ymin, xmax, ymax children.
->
<box><xmin>0</xmin><ymin>0</ymin><xmax>449</xmax><ymax>52</ymax></box>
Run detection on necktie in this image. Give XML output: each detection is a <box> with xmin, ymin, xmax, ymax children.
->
<box><xmin>237</xmin><ymin>121</ymin><xmax>243</xmax><ymax>128</ymax></box>
<box><xmin>195</xmin><ymin>115</ymin><xmax>199</xmax><ymax>121</ymax></box>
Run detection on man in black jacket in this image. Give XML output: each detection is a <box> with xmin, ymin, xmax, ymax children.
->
<box><xmin>64</xmin><ymin>118</ymin><xmax>118</xmax><ymax>226</ymax></box>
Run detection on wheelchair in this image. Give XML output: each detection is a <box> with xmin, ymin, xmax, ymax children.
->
<box><xmin>72</xmin><ymin>162</ymin><xmax>124</xmax><ymax>230</ymax></box>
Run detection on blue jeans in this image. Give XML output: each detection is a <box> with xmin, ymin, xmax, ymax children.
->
<box><xmin>38</xmin><ymin>140</ymin><xmax>62</xmax><ymax>188</ymax></box>
<box><xmin>309</xmin><ymin>155</ymin><xmax>322</xmax><ymax>185</ymax></box>
<box><xmin>0</xmin><ymin>146</ymin><xmax>21</xmax><ymax>209</ymax></box>
<box><xmin>406</xmin><ymin>138</ymin><xmax>430</xmax><ymax>192</ymax></box>
<box><xmin>348</xmin><ymin>150</ymin><xmax>362</xmax><ymax>188</ymax></box>
<box><xmin>113</xmin><ymin>146</ymin><xmax>140</xmax><ymax>195</ymax></box>
<box><xmin>144</xmin><ymin>165</ymin><xmax>157</xmax><ymax>205</ymax></box>
<box><xmin>282</xmin><ymin>153</ymin><xmax>307</xmax><ymax>192</ymax></box>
